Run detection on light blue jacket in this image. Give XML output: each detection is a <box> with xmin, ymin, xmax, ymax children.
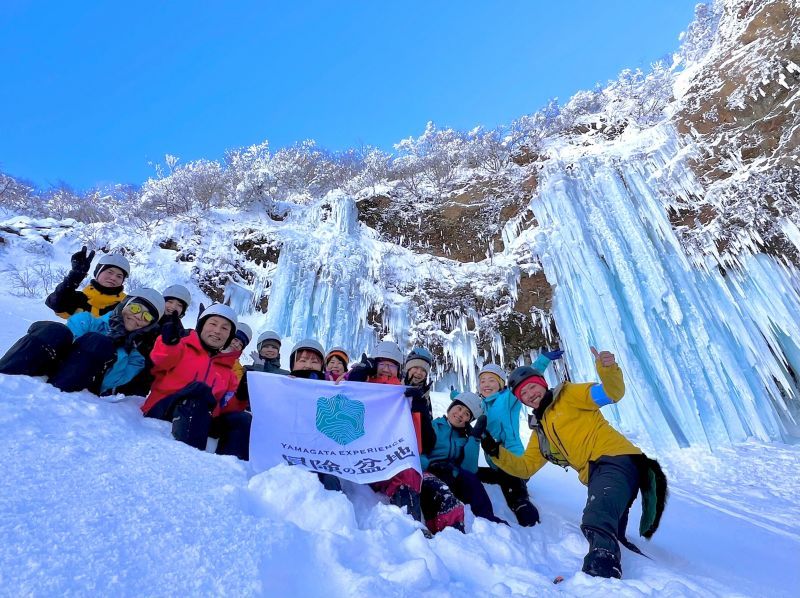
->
<box><xmin>421</xmin><ymin>416</ymin><xmax>480</xmax><ymax>475</ymax></box>
<box><xmin>66</xmin><ymin>312</ymin><xmax>146</xmax><ymax>394</ymax></box>
<box><xmin>482</xmin><ymin>353</ymin><xmax>552</xmax><ymax>469</ymax></box>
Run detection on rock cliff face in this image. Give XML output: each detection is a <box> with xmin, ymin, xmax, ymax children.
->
<box><xmin>673</xmin><ymin>0</ymin><xmax>800</xmax><ymax>262</ymax></box>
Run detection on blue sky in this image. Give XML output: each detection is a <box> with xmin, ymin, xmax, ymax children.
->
<box><xmin>1</xmin><ymin>1</ymin><xmax>700</xmax><ymax>190</ymax></box>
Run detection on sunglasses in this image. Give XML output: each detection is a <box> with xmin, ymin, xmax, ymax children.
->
<box><xmin>128</xmin><ymin>302</ymin><xmax>155</xmax><ymax>322</ymax></box>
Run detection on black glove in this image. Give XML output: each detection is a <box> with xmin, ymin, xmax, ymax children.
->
<box><xmin>160</xmin><ymin>313</ymin><xmax>186</xmax><ymax>346</ymax></box>
<box><xmin>70</xmin><ymin>245</ymin><xmax>95</xmax><ymax>275</ymax></box>
<box><xmin>428</xmin><ymin>460</ymin><xmax>458</xmax><ymax>479</ymax></box>
<box><xmin>404</xmin><ymin>386</ymin><xmax>427</xmax><ymax>413</ymax></box>
<box><xmin>198</xmin><ymin>302</ymin><xmax>206</xmax><ymax>317</ymax></box>
<box><xmin>481</xmin><ymin>433</ymin><xmax>501</xmax><ymax>458</ymax></box>
<box><xmin>359</xmin><ymin>353</ymin><xmax>377</xmax><ymax>376</ymax></box>
<box><xmin>470</xmin><ymin>414</ymin><xmax>487</xmax><ymax>439</ymax></box>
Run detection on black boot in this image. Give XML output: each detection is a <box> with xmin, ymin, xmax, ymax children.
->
<box><xmin>582</xmin><ymin>547</ymin><xmax>622</xmax><ymax>579</ymax></box>
<box><xmin>511</xmin><ymin>499</ymin><xmax>541</xmax><ymax>527</ymax></box>
<box><xmin>172</xmin><ymin>396</ymin><xmax>214</xmax><ymax>450</ymax></box>
<box><xmin>391</xmin><ymin>485</ymin><xmax>426</xmax><ymax>533</ymax></box>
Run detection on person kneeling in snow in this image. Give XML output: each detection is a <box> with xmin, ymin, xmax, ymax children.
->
<box><xmin>141</xmin><ymin>303</ymin><xmax>251</xmax><ymax>461</ymax></box>
<box><xmin>347</xmin><ymin>341</ymin><xmax>426</xmax><ymax>528</ymax></box>
<box><xmin>0</xmin><ymin>288</ymin><xmax>162</xmax><ymax>395</ymax></box>
<box><xmin>481</xmin><ymin>347</ymin><xmax>668</xmax><ymax>579</ymax></box>
<box><xmin>423</xmin><ymin>392</ymin><xmax>507</xmax><ymax>529</ymax></box>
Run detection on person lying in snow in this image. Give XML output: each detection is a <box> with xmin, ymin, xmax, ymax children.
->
<box><xmin>0</xmin><ymin>288</ymin><xmax>162</xmax><ymax>395</ymax></box>
<box><xmin>141</xmin><ymin>303</ymin><xmax>251</xmax><ymax>461</ymax></box>
<box><xmin>421</xmin><ymin>392</ymin><xmax>508</xmax><ymax>530</ymax></box>
<box><xmin>347</xmin><ymin>341</ymin><xmax>427</xmax><ymax>529</ymax></box>
<box><xmin>46</xmin><ymin>247</ymin><xmax>130</xmax><ymax>318</ymax></box>
<box><xmin>113</xmin><ymin>283</ymin><xmax>194</xmax><ymax>398</ymax></box>
<box><xmin>481</xmin><ymin>347</ymin><xmax>668</xmax><ymax>579</ymax></box>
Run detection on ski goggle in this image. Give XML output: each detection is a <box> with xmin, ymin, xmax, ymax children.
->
<box><xmin>127</xmin><ymin>301</ymin><xmax>155</xmax><ymax>322</ymax></box>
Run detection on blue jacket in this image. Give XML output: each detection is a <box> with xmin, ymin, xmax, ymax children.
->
<box><xmin>66</xmin><ymin>312</ymin><xmax>146</xmax><ymax>394</ymax></box>
<box><xmin>482</xmin><ymin>353</ymin><xmax>552</xmax><ymax>469</ymax></box>
<box><xmin>421</xmin><ymin>416</ymin><xmax>480</xmax><ymax>474</ymax></box>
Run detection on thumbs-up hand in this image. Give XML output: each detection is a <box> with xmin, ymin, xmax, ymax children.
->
<box><xmin>591</xmin><ymin>346</ymin><xmax>616</xmax><ymax>368</ymax></box>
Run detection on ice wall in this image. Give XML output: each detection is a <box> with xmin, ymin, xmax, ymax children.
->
<box><xmin>263</xmin><ymin>192</ymin><xmax>390</xmax><ymax>358</ymax></box>
<box><xmin>529</xmin><ymin>125</ymin><xmax>800</xmax><ymax>449</ymax></box>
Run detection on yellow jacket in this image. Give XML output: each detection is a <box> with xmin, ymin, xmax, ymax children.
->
<box><xmin>493</xmin><ymin>362</ymin><xmax>641</xmax><ymax>485</ymax></box>
<box><xmin>49</xmin><ymin>282</ymin><xmax>126</xmax><ymax>319</ymax></box>
<box><xmin>232</xmin><ymin>359</ymin><xmax>245</xmax><ymax>382</ymax></box>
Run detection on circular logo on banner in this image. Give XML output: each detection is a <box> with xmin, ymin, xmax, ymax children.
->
<box><xmin>316</xmin><ymin>393</ymin><xmax>366</xmax><ymax>445</ymax></box>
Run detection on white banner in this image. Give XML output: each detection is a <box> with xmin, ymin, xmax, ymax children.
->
<box><xmin>248</xmin><ymin>372</ymin><xmax>421</xmax><ymax>484</ymax></box>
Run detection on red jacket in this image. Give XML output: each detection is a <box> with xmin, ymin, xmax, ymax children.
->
<box><xmin>142</xmin><ymin>331</ymin><xmax>242</xmax><ymax>417</ymax></box>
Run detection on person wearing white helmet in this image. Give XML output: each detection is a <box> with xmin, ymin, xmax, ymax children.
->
<box><xmin>473</xmin><ymin>351</ymin><xmax>563</xmax><ymax>529</ymax></box>
<box><xmin>46</xmin><ymin>247</ymin><xmax>131</xmax><ymax>319</ymax></box>
<box><xmin>162</xmin><ymin>284</ymin><xmax>192</xmax><ymax>320</ymax></box>
<box><xmin>142</xmin><ymin>303</ymin><xmax>251</xmax><ymax>461</ymax></box>
<box><xmin>0</xmin><ymin>288</ymin><xmax>161</xmax><ymax>395</ymax></box>
<box><xmin>420</xmin><ymin>392</ymin><xmax>508</xmax><ymax>530</ymax></box>
<box><xmin>347</xmin><ymin>340</ymin><xmax>427</xmax><ymax>529</ymax></box>
<box><xmin>247</xmin><ymin>330</ymin><xmax>289</xmax><ymax>376</ymax></box>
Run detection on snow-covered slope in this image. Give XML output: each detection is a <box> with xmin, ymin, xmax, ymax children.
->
<box><xmin>1</xmin><ymin>294</ymin><xmax>799</xmax><ymax>597</ymax></box>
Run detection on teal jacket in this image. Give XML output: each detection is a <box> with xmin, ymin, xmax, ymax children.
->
<box><xmin>66</xmin><ymin>311</ymin><xmax>146</xmax><ymax>394</ymax></box>
<box><xmin>421</xmin><ymin>416</ymin><xmax>480</xmax><ymax>475</ymax></box>
<box><xmin>481</xmin><ymin>353</ymin><xmax>552</xmax><ymax>470</ymax></box>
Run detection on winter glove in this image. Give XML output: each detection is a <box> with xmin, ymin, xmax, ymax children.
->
<box><xmin>249</xmin><ymin>350</ymin><xmax>263</xmax><ymax>365</ymax></box>
<box><xmin>198</xmin><ymin>302</ymin><xmax>206</xmax><ymax>317</ymax></box>
<box><xmin>428</xmin><ymin>460</ymin><xmax>459</xmax><ymax>479</ymax></box>
<box><xmin>404</xmin><ymin>386</ymin><xmax>428</xmax><ymax>413</ymax></box>
<box><xmin>481</xmin><ymin>433</ymin><xmax>501</xmax><ymax>458</ymax></box>
<box><xmin>70</xmin><ymin>245</ymin><xmax>95</xmax><ymax>275</ymax></box>
<box><xmin>542</xmin><ymin>348</ymin><xmax>564</xmax><ymax>361</ymax></box>
<box><xmin>160</xmin><ymin>313</ymin><xmax>186</xmax><ymax>346</ymax></box>
<box><xmin>469</xmin><ymin>414</ymin><xmax>488</xmax><ymax>439</ymax></box>
<box><xmin>358</xmin><ymin>353</ymin><xmax>378</xmax><ymax>376</ymax></box>
<box><xmin>449</xmin><ymin>385</ymin><xmax>458</xmax><ymax>400</ymax></box>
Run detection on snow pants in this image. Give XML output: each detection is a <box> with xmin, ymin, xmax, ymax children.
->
<box><xmin>0</xmin><ymin>321</ymin><xmax>115</xmax><ymax>393</ymax></box>
<box><xmin>479</xmin><ymin>466</ymin><xmax>540</xmax><ymax>526</ymax></box>
<box><xmin>581</xmin><ymin>454</ymin><xmax>640</xmax><ymax>578</ymax></box>
<box><xmin>433</xmin><ymin>466</ymin><xmax>507</xmax><ymax>525</ymax></box>
<box><xmin>420</xmin><ymin>472</ymin><xmax>465</xmax><ymax>533</ymax></box>
<box><xmin>145</xmin><ymin>381</ymin><xmax>251</xmax><ymax>461</ymax></box>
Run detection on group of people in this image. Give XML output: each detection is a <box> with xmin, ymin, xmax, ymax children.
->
<box><xmin>0</xmin><ymin>248</ymin><xmax>667</xmax><ymax>580</ymax></box>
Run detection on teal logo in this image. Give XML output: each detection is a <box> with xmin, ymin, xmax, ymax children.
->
<box><xmin>316</xmin><ymin>393</ymin><xmax>365</xmax><ymax>445</ymax></box>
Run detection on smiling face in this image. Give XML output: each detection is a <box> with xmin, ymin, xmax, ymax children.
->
<box><xmin>479</xmin><ymin>373</ymin><xmax>502</xmax><ymax>397</ymax></box>
<box><xmin>406</xmin><ymin>366</ymin><xmax>427</xmax><ymax>385</ymax></box>
<box><xmin>200</xmin><ymin>315</ymin><xmax>232</xmax><ymax>349</ymax></box>
<box><xmin>260</xmin><ymin>342</ymin><xmax>280</xmax><ymax>360</ymax></box>
<box><xmin>224</xmin><ymin>337</ymin><xmax>244</xmax><ymax>354</ymax></box>
<box><xmin>376</xmin><ymin>359</ymin><xmax>399</xmax><ymax>378</ymax></box>
<box><xmin>326</xmin><ymin>356</ymin><xmax>346</xmax><ymax>376</ymax></box>
<box><xmin>517</xmin><ymin>381</ymin><xmax>548</xmax><ymax>409</ymax></box>
<box><xmin>164</xmin><ymin>298</ymin><xmax>185</xmax><ymax>317</ymax></box>
<box><xmin>446</xmin><ymin>403</ymin><xmax>472</xmax><ymax>428</ymax></box>
<box><xmin>121</xmin><ymin>303</ymin><xmax>152</xmax><ymax>331</ymax></box>
<box><xmin>294</xmin><ymin>350</ymin><xmax>323</xmax><ymax>371</ymax></box>
<box><xmin>96</xmin><ymin>266</ymin><xmax>125</xmax><ymax>288</ymax></box>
